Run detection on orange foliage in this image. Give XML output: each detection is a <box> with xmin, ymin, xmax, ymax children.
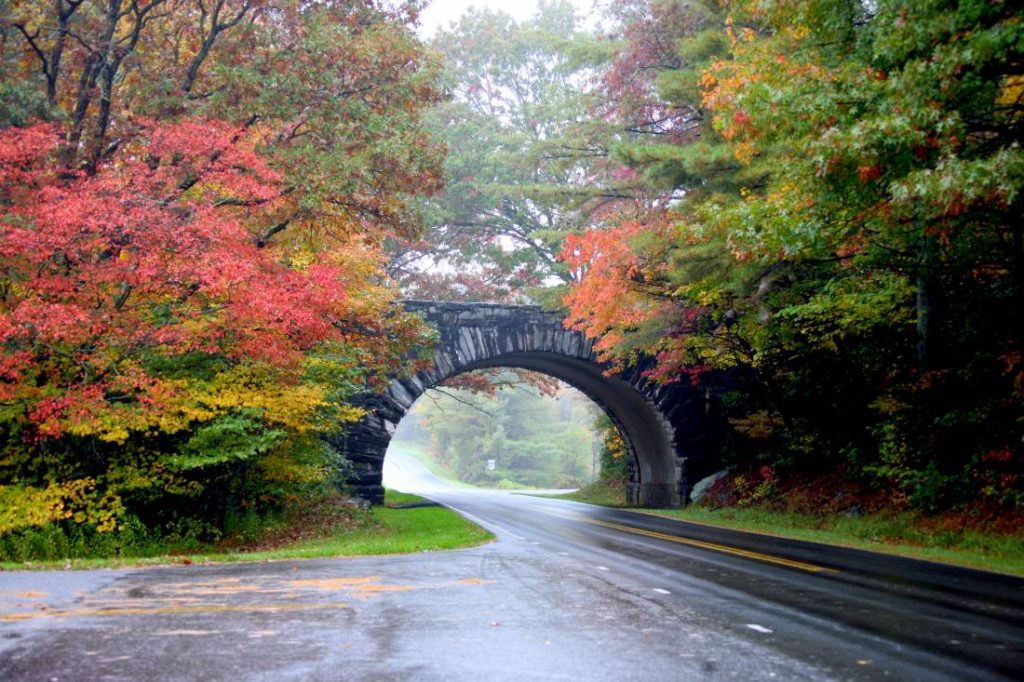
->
<box><xmin>560</xmin><ymin>218</ymin><xmax>670</xmax><ymax>364</ymax></box>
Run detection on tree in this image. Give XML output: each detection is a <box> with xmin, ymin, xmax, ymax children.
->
<box><xmin>700</xmin><ymin>0</ymin><xmax>1023</xmax><ymax>507</ymax></box>
<box><xmin>393</xmin><ymin>1</ymin><xmax>637</xmax><ymax>304</ymax></box>
<box><xmin>562</xmin><ymin>0</ymin><xmax>756</xmax><ymax>381</ymax></box>
<box><xmin>0</xmin><ymin>0</ymin><xmax>444</xmax><ymax>538</ymax></box>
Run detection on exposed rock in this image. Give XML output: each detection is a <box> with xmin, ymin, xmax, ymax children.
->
<box><xmin>690</xmin><ymin>469</ymin><xmax>731</xmax><ymax>504</ymax></box>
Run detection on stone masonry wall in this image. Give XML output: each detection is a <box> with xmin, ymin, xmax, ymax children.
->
<box><xmin>332</xmin><ymin>301</ymin><xmax>715</xmax><ymax>507</ymax></box>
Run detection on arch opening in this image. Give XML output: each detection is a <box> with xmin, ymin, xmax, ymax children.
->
<box><xmin>457</xmin><ymin>355</ymin><xmax>679</xmax><ymax>506</ymax></box>
<box><xmin>386</xmin><ymin>369</ymin><xmax>606</xmax><ymax>492</ymax></box>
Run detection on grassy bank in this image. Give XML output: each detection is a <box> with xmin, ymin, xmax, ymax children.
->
<box><xmin>0</xmin><ymin>491</ymin><xmax>493</xmax><ymax>571</ymax></box>
<box><xmin>555</xmin><ymin>485</ymin><xmax>1024</xmax><ymax>576</ymax></box>
<box><xmin>384</xmin><ymin>489</ymin><xmax>436</xmax><ymax>507</ymax></box>
<box><xmin>540</xmin><ymin>479</ymin><xmax>627</xmax><ymax>507</ymax></box>
<box><xmin>644</xmin><ymin>506</ymin><xmax>1024</xmax><ymax>576</ymax></box>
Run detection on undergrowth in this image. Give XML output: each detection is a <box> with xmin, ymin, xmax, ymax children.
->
<box><xmin>0</xmin><ymin>491</ymin><xmax>492</xmax><ymax>569</ymax></box>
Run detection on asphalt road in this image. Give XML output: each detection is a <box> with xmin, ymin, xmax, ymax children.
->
<box><xmin>1</xmin><ymin>452</ymin><xmax>1021</xmax><ymax>681</ymax></box>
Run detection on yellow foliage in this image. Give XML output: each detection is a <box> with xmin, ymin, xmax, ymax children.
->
<box><xmin>604</xmin><ymin>427</ymin><xmax>627</xmax><ymax>459</ymax></box>
<box><xmin>0</xmin><ymin>479</ymin><xmax>124</xmax><ymax>534</ymax></box>
<box><xmin>729</xmin><ymin>410</ymin><xmax>784</xmax><ymax>439</ymax></box>
<box><xmin>61</xmin><ymin>358</ymin><xmax>364</xmax><ymax>445</ymax></box>
<box><xmin>998</xmin><ymin>75</ymin><xmax>1024</xmax><ymax>121</ymax></box>
<box><xmin>258</xmin><ymin>440</ymin><xmax>330</xmax><ymax>484</ymax></box>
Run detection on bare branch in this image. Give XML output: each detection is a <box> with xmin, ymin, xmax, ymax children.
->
<box><xmin>11</xmin><ymin>23</ymin><xmax>49</xmax><ymax>75</ymax></box>
<box><xmin>181</xmin><ymin>0</ymin><xmax>254</xmax><ymax>94</ymax></box>
<box><xmin>428</xmin><ymin>387</ymin><xmax>496</xmax><ymax>417</ymax></box>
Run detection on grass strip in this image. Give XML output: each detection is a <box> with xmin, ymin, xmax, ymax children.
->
<box><xmin>384</xmin><ymin>489</ymin><xmax>434</xmax><ymax>507</ymax></box>
<box><xmin>533</xmin><ymin>479</ymin><xmax>627</xmax><ymax>507</ymax></box>
<box><xmin>1</xmin><ymin>496</ymin><xmax>493</xmax><ymax>571</ymax></box>
<box><xmin>548</xmin><ymin>485</ymin><xmax>1024</xmax><ymax>576</ymax></box>
<box><xmin>640</xmin><ymin>506</ymin><xmax>1024</xmax><ymax>577</ymax></box>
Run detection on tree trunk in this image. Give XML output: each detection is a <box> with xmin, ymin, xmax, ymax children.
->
<box><xmin>916</xmin><ymin>235</ymin><xmax>936</xmax><ymax>369</ymax></box>
<box><xmin>64</xmin><ymin>0</ymin><xmax>122</xmax><ymax>169</ymax></box>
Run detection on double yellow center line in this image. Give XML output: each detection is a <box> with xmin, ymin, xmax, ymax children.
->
<box><xmin>544</xmin><ymin>509</ymin><xmax>837</xmax><ymax>574</ymax></box>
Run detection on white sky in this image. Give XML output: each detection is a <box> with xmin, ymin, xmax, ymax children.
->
<box><xmin>417</xmin><ymin>0</ymin><xmax>594</xmax><ymax>37</ymax></box>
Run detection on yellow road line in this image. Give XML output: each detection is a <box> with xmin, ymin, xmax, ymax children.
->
<box><xmin>539</xmin><ymin>507</ymin><xmax>837</xmax><ymax>574</ymax></box>
<box><xmin>589</xmin><ymin>519</ymin><xmax>837</xmax><ymax>573</ymax></box>
<box><xmin>0</xmin><ymin>601</ymin><xmax>351</xmax><ymax>622</ymax></box>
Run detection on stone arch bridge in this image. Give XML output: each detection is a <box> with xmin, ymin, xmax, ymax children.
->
<box><xmin>334</xmin><ymin>301</ymin><xmax>720</xmax><ymax>508</ymax></box>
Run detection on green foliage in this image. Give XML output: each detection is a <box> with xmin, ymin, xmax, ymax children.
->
<box><xmin>169</xmin><ymin>411</ymin><xmax>286</xmax><ymax>471</ymax></box>
<box><xmin>561</xmin><ymin>0</ymin><xmax>1023</xmax><ymax>512</ymax></box>
<box><xmin>0</xmin><ymin>80</ymin><xmax>51</xmax><ymax>126</ymax></box>
<box><xmin>0</xmin><ymin>492</ymin><xmax>493</xmax><ymax>567</ymax></box>
<box><xmin>0</xmin><ymin>516</ymin><xmax>182</xmax><ymax>564</ymax></box>
<box><xmin>594</xmin><ymin>413</ymin><xmax>629</xmax><ymax>485</ymax></box>
<box><xmin>773</xmin><ymin>273</ymin><xmax>914</xmax><ymax>353</ymax></box>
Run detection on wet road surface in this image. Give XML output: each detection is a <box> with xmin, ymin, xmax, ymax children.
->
<box><xmin>1</xmin><ymin>452</ymin><xmax>1022</xmax><ymax>681</ymax></box>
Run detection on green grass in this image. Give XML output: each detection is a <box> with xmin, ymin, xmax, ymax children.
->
<box><xmin>640</xmin><ymin>505</ymin><xmax>1024</xmax><ymax>576</ymax></box>
<box><xmin>0</xmin><ymin>493</ymin><xmax>493</xmax><ymax>571</ymax></box>
<box><xmin>533</xmin><ymin>479</ymin><xmax>627</xmax><ymax>506</ymax></box>
<box><xmin>384</xmin><ymin>489</ymin><xmax>434</xmax><ymax>507</ymax></box>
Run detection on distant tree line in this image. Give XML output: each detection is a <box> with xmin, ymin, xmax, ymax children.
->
<box><xmin>395</xmin><ymin>375</ymin><xmax>601</xmax><ymax>489</ymax></box>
